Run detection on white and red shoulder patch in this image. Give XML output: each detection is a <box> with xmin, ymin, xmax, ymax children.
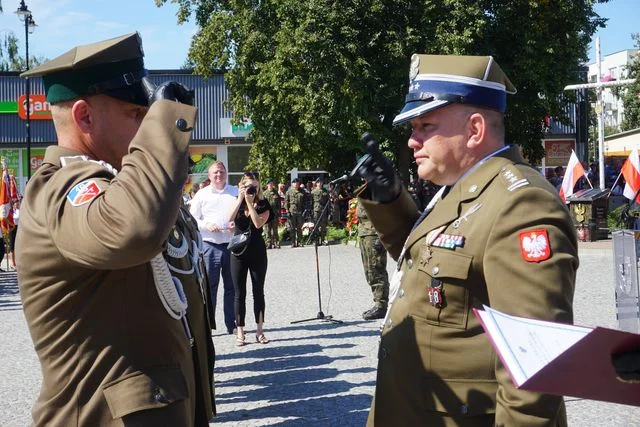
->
<box><xmin>66</xmin><ymin>180</ymin><xmax>102</xmax><ymax>207</ymax></box>
<box><xmin>518</xmin><ymin>229</ymin><xmax>551</xmax><ymax>262</ymax></box>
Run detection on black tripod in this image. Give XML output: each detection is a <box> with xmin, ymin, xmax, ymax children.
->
<box><xmin>291</xmin><ymin>187</ymin><xmax>343</xmax><ymax>324</ymax></box>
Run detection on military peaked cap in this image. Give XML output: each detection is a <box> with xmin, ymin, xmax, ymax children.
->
<box><xmin>393</xmin><ymin>54</ymin><xmax>517</xmax><ymax>125</ymax></box>
<box><xmin>21</xmin><ymin>32</ymin><xmax>149</xmax><ymax>106</ymax></box>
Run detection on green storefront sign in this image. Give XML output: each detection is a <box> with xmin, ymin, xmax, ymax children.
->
<box><xmin>0</xmin><ymin>101</ymin><xmax>18</xmax><ymax>114</ymax></box>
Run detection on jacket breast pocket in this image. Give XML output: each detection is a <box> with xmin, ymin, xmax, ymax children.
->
<box><xmin>102</xmin><ymin>365</ymin><xmax>188</xmax><ymax>419</ymax></box>
<box><xmin>414</xmin><ymin>248</ymin><xmax>473</xmax><ymax>329</ymax></box>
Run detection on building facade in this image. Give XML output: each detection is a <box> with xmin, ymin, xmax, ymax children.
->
<box><xmin>588</xmin><ymin>49</ymin><xmax>639</xmax><ymax>129</ymax></box>
<box><xmin>0</xmin><ymin>70</ymin><xmax>253</xmax><ymax>192</ymax></box>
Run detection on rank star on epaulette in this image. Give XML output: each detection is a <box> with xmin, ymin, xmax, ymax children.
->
<box><xmin>500</xmin><ymin>166</ymin><xmax>529</xmax><ymax>192</ymax></box>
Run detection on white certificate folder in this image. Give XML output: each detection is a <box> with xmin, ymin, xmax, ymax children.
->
<box><xmin>474</xmin><ymin>305</ymin><xmax>640</xmax><ymax>406</ymax></box>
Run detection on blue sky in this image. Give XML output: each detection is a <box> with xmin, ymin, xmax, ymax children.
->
<box><xmin>0</xmin><ymin>0</ymin><xmax>637</xmax><ymax>70</ymax></box>
<box><xmin>589</xmin><ymin>0</ymin><xmax>638</xmax><ymax>63</ymax></box>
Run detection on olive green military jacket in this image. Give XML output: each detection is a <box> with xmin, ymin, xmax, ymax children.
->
<box><xmin>361</xmin><ymin>146</ymin><xmax>577</xmax><ymax>426</ymax></box>
<box><xmin>311</xmin><ymin>187</ymin><xmax>329</xmax><ymax>219</ymax></box>
<box><xmin>264</xmin><ymin>188</ymin><xmax>280</xmax><ymax>218</ymax></box>
<box><xmin>17</xmin><ymin>100</ymin><xmax>215</xmax><ymax>426</ymax></box>
<box><xmin>285</xmin><ymin>187</ymin><xmax>305</xmax><ymax>214</ymax></box>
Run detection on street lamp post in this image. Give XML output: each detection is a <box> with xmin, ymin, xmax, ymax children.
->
<box><xmin>15</xmin><ymin>0</ymin><xmax>36</xmax><ymax>180</ymax></box>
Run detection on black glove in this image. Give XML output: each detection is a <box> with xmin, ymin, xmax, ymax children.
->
<box><xmin>351</xmin><ymin>132</ymin><xmax>402</xmax><ymax>203</ymax></box>
<box><xmin>148</xmin><ymin>79</ymin><xmax>195</xmax><ymax>106</ymax></box>
<box><xmin>612</xmin><ymin>351</ymin><xmax>640</xmax><ymax>383</ymax></box>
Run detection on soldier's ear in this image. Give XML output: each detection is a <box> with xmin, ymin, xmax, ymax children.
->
<box><xmin>466</xmin><ymin>112</ymin><xmax>485</xmax><ymax>149</ymax></box>
<box><xmin>71</xmin><ymin>99</ymin><xmax>93</xmax><ymax>133</ymax></box>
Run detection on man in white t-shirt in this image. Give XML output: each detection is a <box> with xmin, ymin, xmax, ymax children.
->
<box><xmin>190</xmin><ymin>160</ymin><xmax>238</xmax><ymax>334</ymax></box>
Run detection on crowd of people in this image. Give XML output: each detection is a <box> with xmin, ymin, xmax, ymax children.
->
<box><xmin>545</xmin><ymin>158</ymin><xmax>625</xmax><ymax>194</ymax></box>
<box><xmin>186</xmin><ymin>174</ymin><xmax>361</xmax><ymax>248</ymax></box>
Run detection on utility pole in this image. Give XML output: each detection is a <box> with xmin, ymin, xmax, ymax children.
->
<box><xmin>564</xmin><ymin>37</ymin><xmax>635</xmax><ymax>190</ymax></box>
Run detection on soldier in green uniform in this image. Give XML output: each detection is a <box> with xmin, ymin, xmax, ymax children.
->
<box><xmin>310</xmin><ymin>177</ymin><xmax>330</xmax><ymax>245</ymax></box>
<box><xmin>263</xmin><ymin>179</ymin><xmax>280</xmax><ymax>248</ymax></box>
<box><xmin>285</xmin><ymin>178</ymin><xmax>306</xmax><ymax>247</ymax></box>
<box><xmin>16</xmin><ymin>33</ymin><xmax>215</xmax><ymax>426</ymax></box>
<box><xmin>354</xmin><ymin>55</ymin><xmax>577</xmax><ymax>426</ymax></box>
<box><xmin>356</xmin><ymin>199</ymin><xmax>390</xmax><ymax>320</ymax></box>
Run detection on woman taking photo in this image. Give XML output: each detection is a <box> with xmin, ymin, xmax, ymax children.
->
<box><xmin>228</xmin><ymin>172</ymin><xmax>272</xmax><ymax>346</ymax></box>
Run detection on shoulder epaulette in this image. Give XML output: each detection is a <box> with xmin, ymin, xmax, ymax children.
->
<box><xmin>499</xmin><ymin>164</ymin><xmax>529</xmax><ymax>192</ymax></box>
<box><xmin>59</xmin><ymin>155</ymin><xmax>118</xmax><ymax>177</ymax></box>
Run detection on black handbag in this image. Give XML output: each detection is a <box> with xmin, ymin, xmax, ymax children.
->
<box><xmin>228</xmin><ymin>229</ymin><xmax>251</xmax><ymax>255</ymax></box>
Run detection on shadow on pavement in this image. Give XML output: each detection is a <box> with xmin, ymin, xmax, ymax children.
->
<box><xmin>216</xmin><ymin>351</ymin><xmax>364</xmax><ymax>374</ymax></box>
<box><xmin>214</xmin><ymin>394</ymin><xmax>372</xmax><ymax>426</ymax></box>
<box><xmin>0</xmin><ymin>272</ymin><xmax>21</xmax><ymax>311</ymax></box>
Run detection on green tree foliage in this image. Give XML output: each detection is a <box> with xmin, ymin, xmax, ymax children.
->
<box><xmin>619</xmin><ymin>33</ymin><xmax>640</xmax><ymax>132</ymax></box>
<box><xmin>156</xmin><ymin>0</ymin><xmax>606</xmax><ymax>180</ymax></box>
<box><xmin>0</xmin><ymin>4</ymin><xmax>46</xmax><ymax>72</ymax></box>
<box><xmin>0</xmin><ymin>33</ymin><xmax>20</xmax><ymax>71</ymax></box>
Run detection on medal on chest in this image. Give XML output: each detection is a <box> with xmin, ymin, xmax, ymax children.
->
<box><xmin>428</xmin><ymin>278</ymin><xmax>445</xmax><ymax>308</ymax></box>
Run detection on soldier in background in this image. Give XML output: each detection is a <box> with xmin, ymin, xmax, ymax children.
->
<box><xmin>263</xmin><ymin>179</ymin><xmax>280</xmax><ymax>249</ymax></box>
<box><xmin>311</xmin><ymin>177</ymin><xmax>330</xmax><ymax>245</ymax></box>
<box><xmin>285</xmin><ymin>178</ymin><xmax>306</xmax><ymax>247</ymax></box>
<box><xmin>303</xmin><ymin>179</ymin><xmax>314</xmax><ymax>221</ymax></box>
<box><xmin>356</xmin><ymin>198</ymin><xmax>390</xmax><ymax>320</ymax></box>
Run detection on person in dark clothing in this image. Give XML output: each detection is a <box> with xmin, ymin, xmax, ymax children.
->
<box><xmin>228</xmin><ymin>172</ymin><xmax>272</xmax><ymax>346</ymax></box>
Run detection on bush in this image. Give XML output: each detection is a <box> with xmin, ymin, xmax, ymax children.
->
<box><xmin>326</xmin><ymin>225</ymin><xmax>348</xmax><ymax>244</ymax></box>
<box><xmin>608</xmin><ymin>204</ymin><xmax>640</xmax><ymax>231</ymax></box>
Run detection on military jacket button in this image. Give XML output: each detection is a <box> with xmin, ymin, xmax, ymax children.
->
<box><xmin>406</xmin><ymin>259</ymin><xmax>413</xmax><ymax>269</ymax></box>
<box><xmin>432</xmin><ymin>266</ymin><xmax>440</xmax><ymax>276</ymax></box>
<box><xmin>153</xmin><ymin>387</ymin><xmax>168</xmax><ymax>403</ymax></box>
<box><xmin>460</xmin><ymin>404</ymin><xmax>469</xmax><ymax>414</ymax></box>
<box><xmin>468</xmin><ymin>184</ymin><xmax>478</xmax><ymax>193</ymax></box>
<box><xmin>176</xmin><ymin>118</ymin><xmax>190</xmax><ymax>131</ymax></box>
<box><xmin>398</xmin><ymin>288</ymin><xmax>405</xmax><ymax>298</ymax></box>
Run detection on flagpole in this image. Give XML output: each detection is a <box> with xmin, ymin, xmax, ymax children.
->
<box><xmin>584</xmin><ymin>172</ymin><xmax>594</xmax><ymax>189</ymax></box>
<box><xmin>607</xmin><ymin>171</ymin><xmax>623</xmax><ymax>198</ymax></box>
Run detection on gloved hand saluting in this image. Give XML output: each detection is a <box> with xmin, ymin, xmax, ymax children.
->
<box><xmin>352</xmin><ymin>133</ymin><xmax>402</xmax><ymax>203</ymax></box>
<box><xmin>143</xmin><ymin>77</ymin><xmax>195</xmax><ymax>106</ymax></box>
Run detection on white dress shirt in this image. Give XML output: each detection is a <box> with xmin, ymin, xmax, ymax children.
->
<box><xmin>189</xmin><ymin>184</ymin><xmax>239</xmax><ymax>244</ymax></box>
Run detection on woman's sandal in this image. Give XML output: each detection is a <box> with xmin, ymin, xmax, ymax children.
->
<box><xmin>236</xmin><ymin>335</ymin><xmax>246</xmax><ymax>347</ymax></box>
<box><xmin>256</xmin><ymin>333</ymin><xmax>270</xmax><ymax>344</ymax></box>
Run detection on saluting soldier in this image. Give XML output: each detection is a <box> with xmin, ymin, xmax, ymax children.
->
<box><xmin>310</xmin><ymin>177</ymin><xmax>330</xmax><ymax>244</ymax></box>
<box><xmin>356</xmin><ymin>198</ymin><xmax>390</xmax><ymax>320</ymax></box>
<box><xmin>354</xmin><ymin>55</ymin><xmax>577</xmax><ymax>426</ymax></box>
<box><xmin>285</xmin><ymin>178</ymin><xmax>306</xmax><ymax>247</ymax></box>
<box><xmin>263</xmin><ymin>179</ymin><xmax>280</xmax><ymax>248</ymax></box>
<box><xmin>16</xmin><ymin>33</ymin><xmax>215</xmax><ymax>426</ymax></box>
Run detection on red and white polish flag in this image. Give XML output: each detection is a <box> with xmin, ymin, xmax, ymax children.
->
<box><xmin>622</xmin><ymin>150</ymin><xmax>640</xmax><ymax>204</ymax></box>
<box><xmin>559</xmin><ymin>150</ymin><xmax>587</xmax><ymax>202</ymax></box>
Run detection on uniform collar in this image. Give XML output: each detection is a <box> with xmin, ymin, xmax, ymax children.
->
<box><xmin>405</xmin><ymin>145</ymin><xmax>524</xmax><ymax>248</ymax></box>
<box><xmin>43</xmin><ymin>146</ymin><xmax>92</xmax><ymax>168</ymax></box>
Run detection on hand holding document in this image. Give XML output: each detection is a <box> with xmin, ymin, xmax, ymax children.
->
<box><xmin>474</xmin><ymin>305</ymin><xmax>640</xmax><ymax>406</ymax></box>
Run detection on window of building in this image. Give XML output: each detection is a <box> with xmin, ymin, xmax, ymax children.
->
<box><xmin>227</xmin><ymin>145</ymin><xmax>252</xmax><ymax>185</ymax></box>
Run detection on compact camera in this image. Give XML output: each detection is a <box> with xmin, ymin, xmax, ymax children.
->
<box><xmin>246</xmin><ymin>185</ymin><xmax>257</xmax><ymax>195</ymax></box>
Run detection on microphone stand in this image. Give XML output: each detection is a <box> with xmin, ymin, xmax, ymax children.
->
<box><xmin>291</xmin><ymin>185</ymin><xmax>343</xmax><ymax>324</ymax></box>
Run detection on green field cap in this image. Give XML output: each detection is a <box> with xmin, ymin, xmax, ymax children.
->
<box><xmin>393</xmin><ymin>54</ymin><xmax>517</xmax><ymax>125</ymax></box>
<box><xmin>21</xmin><ymin>32</ymin><xmax>149</xmax><ymax>106</ymax></box>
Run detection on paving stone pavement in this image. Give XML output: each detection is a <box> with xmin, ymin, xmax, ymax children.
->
<box><xmin>2</xmin><ymin>241</ymin><xmax>640</xmax><ymax>426</ymax></box>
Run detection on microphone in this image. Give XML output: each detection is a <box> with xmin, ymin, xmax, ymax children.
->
<box><xmin>329</xmin><ymin>174</ymin><xmax>349</xmax><ymax>185</ymax></box>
